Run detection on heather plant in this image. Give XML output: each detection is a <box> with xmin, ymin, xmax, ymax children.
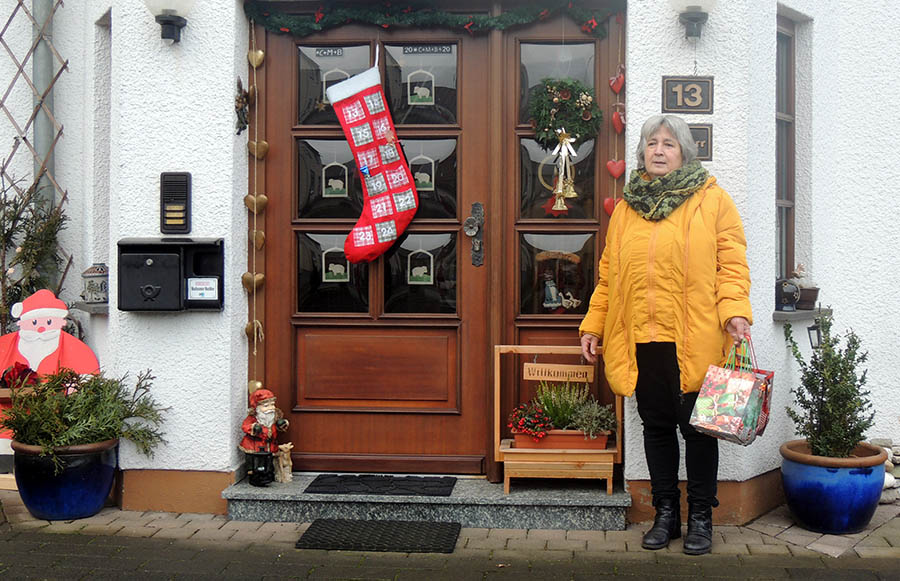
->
<box><xmin>571</xmin><ymin>398</ymin><xmax>617</xmax><ymax>439</ymax></box>
<box><xmin>533</xmin><ymin>381</ymin><xmax>590</xmax><ymax>429</ymax></box>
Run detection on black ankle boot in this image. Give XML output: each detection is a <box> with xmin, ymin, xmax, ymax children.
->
<box><xmin>641</xmin><ymin>498</ymin><xmax>681</xmax><ymax>550</ymax></box>
<box><xmin>683</xmin><ymin>505</ymin><xmax>713</xmax><ymax>555</ymax></box>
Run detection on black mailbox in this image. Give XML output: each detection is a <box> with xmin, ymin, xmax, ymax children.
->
<box><xmin>118</xmin><ymin>238</ymin><xmax>224</xmax><ymax>311</ymax></box>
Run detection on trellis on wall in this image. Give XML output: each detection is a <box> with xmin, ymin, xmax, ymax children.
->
<box><xmin>0</xmin><ymin>0</ymin><xmax>68</xmax><ymax>201</ymax></box>
<box><xmin>0</xmin><ymin>0</ymin><xmax>73</xmax><ymax>289</ymax></box>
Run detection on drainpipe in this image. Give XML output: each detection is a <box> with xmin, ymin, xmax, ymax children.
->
<box><xmin>32</xmin><ymin>0</ymin><xmax>54</xmax><ymax>205</ymax></box>
<box><xmin>32</xmin><ymin>0</ymin><xmax>59</xmax><ymax>285</ymax></box>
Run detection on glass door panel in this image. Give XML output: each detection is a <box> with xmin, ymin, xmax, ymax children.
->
<box><xmin>384</xmin><ymin>233</ymin><xmax>457</xmax><ymax>314</ymax></box>
<box><xmin>401</xmin><ymin>138</ymin><xmax>458</xmax><ymax>219</ymax></box>
<box><xmin>297</xmin><ymin>233</ymin><xmax>369</xmax><ymax>313</ymax></box>
<box><xmin>519</xmin><ymin>138</ymin><xmax>595</xmax><ymax>219</ymax></box>
<box><xmin>298</xmin><ymin>139</ymin><xmax>363</xmax><ymax>219</ymax></box>
<box><xmin>519</xmin><ymin>232</ymin><xmax>594</xmax><ymax>315</ymax></box>
<box><xmin>298</xmin><ymin>45</ymin><xmax>370</xmax><ymax>125</ymax></box>
<box><xmin>519</xmin><ymin>43</ymin><xmax>595</xmax><ymax>125</ymax></box>
<box><xmin>384</xmin><ymin>43</ymin><xmax>458</xmax><ymax>125</ymax></box>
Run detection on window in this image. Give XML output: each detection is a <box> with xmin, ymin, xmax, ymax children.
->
<box><xmin>776</xmin><ymin>17</ymin><xmax>795</xmax><ymax>278</ymax></box>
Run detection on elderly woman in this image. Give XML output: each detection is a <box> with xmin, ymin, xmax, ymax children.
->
<box><xmin>579</xmin><ymin>115</ymin><xmax>752</xmax><ymax>555</ymax></box>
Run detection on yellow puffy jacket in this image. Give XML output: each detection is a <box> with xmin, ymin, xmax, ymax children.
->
<box><xmin>579</xmin><ymin>176</ymin><xmax>752</xmax><ymax>396</ymax></box>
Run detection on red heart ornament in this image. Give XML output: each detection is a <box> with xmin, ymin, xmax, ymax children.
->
<box><xmin>609</xmin><ymin>73</ymin><xmax>624</xmax><ymax>94</ymax></box>
<box><xmin>606</xmin><ymin>159</ymin><xmax>626</xmax><ymax>179</ymax></box>
<box><xmin>603</xmin><ymin>197</ymin><xmax>619</xmax><ymax>216</ymax></box>
<box><xmin>612</xmin><ymin>111</ymin><xmax>625</xmax><ymax>134</ymax></box>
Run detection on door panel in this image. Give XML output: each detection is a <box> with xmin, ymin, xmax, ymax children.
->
<box><xmin>497</xmin><ymin>13</ymin><xmax>625</xmax><ymax>471</ymax></box>
<box><xmin>297</xmin><ymin>328</ymin><xmax>458</xmax><ymax>407</ymax></box>
<box><xmin>263</xmin><ymin>24</ymin><xmax>490</xmax><ymax>474</ymax></box>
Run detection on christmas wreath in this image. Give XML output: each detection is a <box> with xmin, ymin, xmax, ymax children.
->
<box><xmin>528</xmin><ymin>78</ymin><xmax>602</xmax><ymax>151</ymax></box>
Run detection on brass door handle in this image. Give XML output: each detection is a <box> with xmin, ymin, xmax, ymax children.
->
<box><xmin>464</xmin><ymin>203</ymin><xmax>484</xmax><ymax>267</ymax></box>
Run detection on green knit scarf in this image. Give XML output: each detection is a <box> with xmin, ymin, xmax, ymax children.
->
<box><xmin>622</xmin><ymin>160</ymin><xmax>709</xmax><ymax>221</ymax></box>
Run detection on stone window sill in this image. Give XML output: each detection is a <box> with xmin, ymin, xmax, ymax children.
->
<box><xmin>72</xmin><ymin>301</ymin><xmax>109</xmax><ymax>316</ymax></box>
<box><xmin>771</xmin><ymin>307</ymin><xmax>832</xmax><ymax>322</ymax></box>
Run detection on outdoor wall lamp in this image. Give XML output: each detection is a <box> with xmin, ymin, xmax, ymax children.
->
<box><xmin>143</xmin><ymin>0</ymin><xmax>195</xmax><ymax>43</ymax></box>
<box><xmin>669</xmin><ymin>0</ymin><xmax>716</xmax><ymax>38</ymax></box>
<box><xmin>807</xmin><ymin>322</ymin><xmax>821</xmax><ymax>350</ymax></box>
<box><xmin>807</xmin><ymin>304</ymin><xmax>825</xmax><ymax>349</ymax></box>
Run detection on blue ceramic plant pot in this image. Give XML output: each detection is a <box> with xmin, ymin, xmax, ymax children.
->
<box><xmin>11</xmin><ymin>439</ymin><xmax>118</xmax><ymax>521</ymax></box>
<box><xmin>780</xmin><ymin>440</ymin><xmax>886</xmax><ymax>535</ymax></box>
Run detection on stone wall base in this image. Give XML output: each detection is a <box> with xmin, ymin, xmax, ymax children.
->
<box><xmin>626</xmin><ymin>468</ymin><xmax>784</xmax><ymax>525</ymax></box>
<box><xmin>119</xmin><ymin>470</ymin><xmax>236</xmax><ymax>515</ymax></box>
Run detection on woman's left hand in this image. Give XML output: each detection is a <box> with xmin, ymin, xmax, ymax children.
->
<box><xmin>726</xmin><ymin>316</ymin><xmax>752</xmax><ymax>345</ymax></box>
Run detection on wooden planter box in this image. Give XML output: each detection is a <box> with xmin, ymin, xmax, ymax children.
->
<box><xmin>513</xmin><ymin>430</ymin><xmax>609</xmax><ymax>450</ymax></box>
<box><xmin>494</xmin><ymin>345</ymin><xmax>623</xmax><ymax>494</ymax></box>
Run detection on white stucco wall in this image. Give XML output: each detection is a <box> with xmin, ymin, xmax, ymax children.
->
<box><xmin>625</xmin><ymin>0</ymin><xmax>780</xmax><ymax>483</ymax></box>
<box><xmin>103</xmin><ymin>0</ymin><xmax>249</xmax><ymax>471</ymax></box>
<box><xmin>6</xmin><ymin>0</ymin><xmax>250</xmax><ymax>472</ymax></box>
<box><xmin>804</xmin><ymin>0</ymin><xmax>900</xmax><ymax>443</ymax></box>
<box><xmin>624</xmin><ymin>0</ymin><xmax>900</xmax><ymax>486</ymax></box>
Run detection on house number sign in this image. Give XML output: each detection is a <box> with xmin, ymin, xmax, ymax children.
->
<box><xmin>523</xmin><ymin>363</ymin><xmax>594</xmax><ymax>384</ymax></box>
<box><xmin>689</xmin><ymin>124</ymin><xmax>713</xmax><ymax>161</ymax></box>
<box><xmin>662</xmin><ymin>76</ymin><xmax>714</xmax><ymax>114</ymax></box>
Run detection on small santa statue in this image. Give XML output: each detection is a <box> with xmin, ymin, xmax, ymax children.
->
<box><xmin>239</xmin><ymin>388</ymin><xmax>290</xmax><ymax>486</ymax></box>
<box><xmin>0</xmin><ymin>289</ymin><xmax>99</xmax><ymax>376</ymax></box>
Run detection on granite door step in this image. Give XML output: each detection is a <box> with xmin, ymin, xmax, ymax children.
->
<box><xmin>296</xmin><ymin>518</ymin><xmax>461</xmax><ymax>553</ymax></box>
<box><xmin>304</xmin><ymin>474</ymin><xmax>456</xmax><ymax>496</ymax></box>
<box><xmin>224</xmin><ymin>473</ymin><xmax>631</xmax><ymax>531</ymax></box>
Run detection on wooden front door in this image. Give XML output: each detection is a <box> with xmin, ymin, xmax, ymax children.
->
<box><xmin>254</xmin><ymin>4</ymin><xmax>623</xmax><ymax>476</ymax></box>
<box><xmin>260</xmin><ymin>25</ymin><xmax>491</xmax><ymax>474</ymax></box>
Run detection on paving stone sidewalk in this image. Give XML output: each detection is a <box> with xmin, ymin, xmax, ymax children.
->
<box><xmin>1</xmin><ymin>490</ymin><xmax>898</xmax><ymax>579</ymax></box>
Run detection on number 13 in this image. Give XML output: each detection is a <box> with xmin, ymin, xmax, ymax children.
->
<box><xmin>672</xmin><ymin>83</ymin><xmax>703</xmax><ymax>107</ymax></box>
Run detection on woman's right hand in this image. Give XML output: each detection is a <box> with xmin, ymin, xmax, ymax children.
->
<box><xmin>580</xmin><ymin>333</ymin><xmax>600</xmax><ymax>364</ymax></box>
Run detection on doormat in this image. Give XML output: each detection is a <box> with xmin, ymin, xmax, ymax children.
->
<box><xmin>303</xmin><ymin>474</ymin><xmax>456</xmax><ymax>496</ymax></box>
<box><xmin>295</xmin><ymin>519</ymin><xmax>461</xmax><ymax>553</ymax></box>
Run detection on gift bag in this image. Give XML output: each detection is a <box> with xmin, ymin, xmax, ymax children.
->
<box><xmin>689</xmin><ymin>338</ymin><xmax>774</xmax><ymax>445</ymax></box>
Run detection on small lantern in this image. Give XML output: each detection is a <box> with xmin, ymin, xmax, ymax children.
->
<box><xmin>81</xmin><ymin>263</ymin><xmax>109</xmax><ymax>304</ymax></box>
<box><xmin>807</xmin><ymin>322</ymin><xmax>822</xmax><ymax>350</ymax></box>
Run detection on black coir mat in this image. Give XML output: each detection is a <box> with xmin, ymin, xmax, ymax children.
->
<box><xmin>296</xmin><ymin>519</ymin><xmax>461</xmax><ymax>553</ymax></box>
<box><xmin>303</xmin><ymin>474</ymin><xmax>456</xmax><ymax>496</ymax></box>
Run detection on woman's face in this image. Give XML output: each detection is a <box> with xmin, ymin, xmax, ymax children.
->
<box><xmin>643</xmin><ymin>125</ymin><xmax>683</xmax><ymax>178</ymax></box>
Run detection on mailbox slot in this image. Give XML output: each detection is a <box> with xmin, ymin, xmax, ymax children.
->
<box><xmin>118</xmin><ymin>238</ymin><xmax>224</xmax><ymax>311</ymax></box>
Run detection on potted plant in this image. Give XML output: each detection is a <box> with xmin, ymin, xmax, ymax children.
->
<box><xmin>507</xmin><ymin>381</ymin><xmax>616</xmax><ymax>449</ymax></box>
<box><xmin>0</xmin><ymin>365</ymin><xmax>167</xmax><ymax>520</ymax></box>
<box><xmin>789</xmin><ymin>264</ymin><xmax>819</xmax><ymax>310</ymax></box>
<box><xmin>782</xmin><ymin>312</ymin><xmax>885</xmax><ymax>534</ymax></box>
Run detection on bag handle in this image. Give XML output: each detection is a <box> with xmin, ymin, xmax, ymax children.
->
<box><xmin>725</xmin><ymin>338</ymin><xmax>756</xmax><ymax>372</ymax></box>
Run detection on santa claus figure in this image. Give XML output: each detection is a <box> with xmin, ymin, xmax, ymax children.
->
<box><xmin>239</xmin><ymin>388</ymin><xmax>290</xmax><ymax>486</ymax></box>
<box><xmin>0</xmin><ymin>289</ymin><xmax>99</xmax><ymax>376</ymax></box>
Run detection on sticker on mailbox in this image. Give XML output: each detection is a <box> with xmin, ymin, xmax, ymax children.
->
<box><xmin>187</xmin><ymin>277</ymin><xmax>218</xmax><ymax>300</ymax></box>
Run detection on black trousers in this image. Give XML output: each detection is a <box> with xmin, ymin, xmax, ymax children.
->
<box><xmin>635</xmin><ymin>342</ymin><xmax>719</xmax><ymax>509</ymax></box>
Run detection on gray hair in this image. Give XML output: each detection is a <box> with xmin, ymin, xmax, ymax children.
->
<box><xmin>635</xmin><ymin>115</ymin><xmax>698</xmax><ymax>168</ymax></box>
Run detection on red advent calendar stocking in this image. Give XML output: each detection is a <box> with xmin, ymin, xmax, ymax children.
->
<box><xmin>326</xmin><ymin>64</ymin><xmax>419</xmax><ymax>263</ymax></box>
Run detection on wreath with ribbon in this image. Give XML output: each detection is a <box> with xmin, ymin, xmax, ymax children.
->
<box><xmin>528</xmin><ymin>78</ymin><xmax>602</xmax><ymax>151</ymax></box>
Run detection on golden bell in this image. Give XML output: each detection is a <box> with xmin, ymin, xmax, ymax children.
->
<box><xmin>562</xmin><ymin>178</ymin><xmax>578</xmax><ymax>199</ymax></box>
<box><xmin>552</xmin><ymin>195</ymin><xmax>569</xmax><ymax>211</ymax></box>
